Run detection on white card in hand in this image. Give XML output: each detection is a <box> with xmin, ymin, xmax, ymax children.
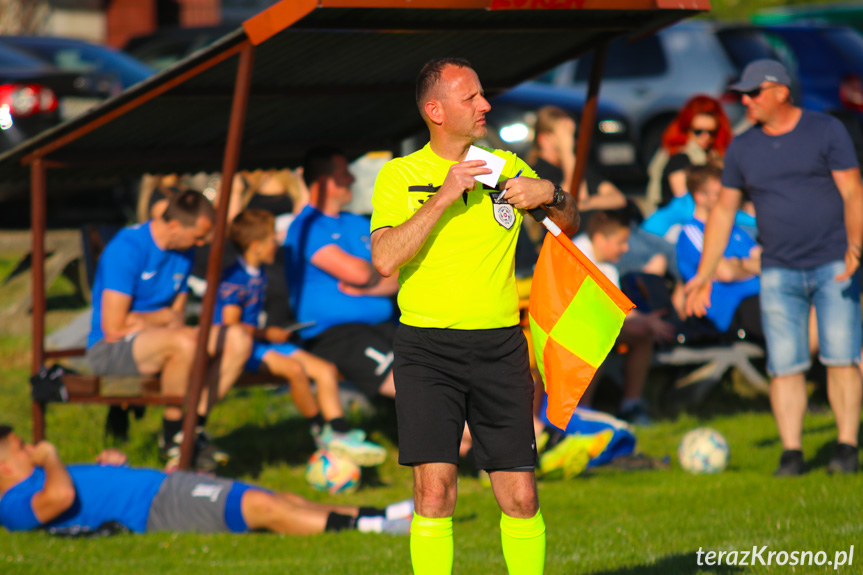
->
<box><xmin>465</xmin><ymin>145</ymin><xmax>506</xmax><ymax>188</ymax></box>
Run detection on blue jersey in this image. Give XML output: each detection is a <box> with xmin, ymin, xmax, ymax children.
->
<box><xmin>642</xmin><ymin>193</ymin><xmax>695</xmax><ymax>239</ymax></box>
<box><xmin>722</xmin><ymin>109</ymin><xmax>858</xmax><ymax>269</ymax></box>
<box><xmin>88</xmin><ymin>223</ymin><xmax>194</xmax><ymax>348</ymax></box>
<box><xmin>642</xmin><ymin>193</ymin><xmax>758</xmax><ymax>242</ymax></box>
<box><xmin>677</xmin><ymin>218</ymin><xmax>760</xmax><ymax>332</ymax></box>
<box><xmin>285</xmin><ymin>205</ymin><xmax>394</xmax><ymax>339</ymax></box>
<box><xmin>0</xmin><ymin>465</ymin><xmax>166</xmax><ymax>533</ymax></box>
<box><xmin>214</xmin><ymin>259</ymin><xmax>267</xmax><ymax>327</ymax></box>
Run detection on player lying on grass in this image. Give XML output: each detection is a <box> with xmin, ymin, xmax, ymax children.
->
<box><xmin>0</xmin><ymin>425</ymin><xmax>412</xmax><ymax>536</ymax></box>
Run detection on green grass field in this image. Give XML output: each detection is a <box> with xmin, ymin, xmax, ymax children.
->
<box><xmin>0</xmin><ymin>265</ymin><xmax>861</xmax><ymax>574</ymax></box>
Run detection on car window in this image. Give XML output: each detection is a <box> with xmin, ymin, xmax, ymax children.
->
<box><xmin>762</xmin><ymin>29</ymin><xmax>830</xmax><ymax>75</ymax></box>
<box><xmin>823</xmin><ymin>28</ymin><xmax>863</xmax><ymax>64</ymax></box>
<box><xmin>130</xmin><ymin>38</ymin><xmax>200</xmax><ymax>71</ymax></box>
<box><xmin>715</xmin><ymin>29</ymin><xmax>778</xmax><ymax>72</ymax></box>
<box><xmin>534</xmin><ymin>68</ymin><xmax>557</xmax><ymax>85</ymax></box>
<box><xmin>574</xmin><ymin>35</ymin><xmax>666</xmax><ymax>81</ymax></box>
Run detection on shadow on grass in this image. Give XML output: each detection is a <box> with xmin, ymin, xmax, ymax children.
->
<box><xmin>588</xmin><ymin>552</ymin><xmax>744</xmax><ymax>574</ymax></box>
<box><xmin>214</xmin><ymin>396</ymin><xmax>402</xmax><ymax>481</ymax></box>
<box><xmin>752</xmin><ymin>423</ymin><xmax>838</xmax><ymax>448</ymax></box>
<box><xmin>808</xmin><ymin>427</ymin><xmax>863</xmax><ymax>470</ymax></box>
<box><xmin>215</xmin><ymin>418</ymin><xmax>317</xmax><ymax>479</ymax></box>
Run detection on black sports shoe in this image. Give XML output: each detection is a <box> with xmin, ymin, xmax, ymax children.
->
<box><xmin>105</xmin><ymin>406</ymin><xmax>130</xmax><ymax>442</ymax></box>
<box><xmin>827</xmin><ymin>443</ymin><xmax>858</xmax><ymax>475</ymax></box>
<box><xmin>160</xmin><ymin>429</ymin><xmax>229</xmax><ymax>472</ymax></box>
<box><xmin>193</xmin><ymin>430</ymin><xmax>229</xmax><ymax>472</ymax></box>
<box><xmin>774</xmin><ymin>450</ymin><xmax>805</xmax><ymax>477</ymax></box>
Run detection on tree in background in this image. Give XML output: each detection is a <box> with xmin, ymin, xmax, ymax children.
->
<box><xmin>710</xmin><ymin>0</ymin><xmax>848</xmax><ymax>22</ymax></box>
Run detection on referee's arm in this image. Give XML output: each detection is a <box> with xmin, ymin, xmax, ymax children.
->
<box><xmin>371</xmin><ymin>160</ymin><xmax>489</xmax><ymax>277</ymax></box>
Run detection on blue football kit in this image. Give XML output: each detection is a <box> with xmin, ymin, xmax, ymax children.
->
<box><xmin>284</xmin><ymin>205</ymin><xmax>394</xmax><ymax>340</ymax></box>
<box><xmin>215</xmin><ymin>258</ymin><xmax>299</xmax><ymax>371</ymax></box>
<box><xmin>87</xmin><ymin>223</ymin><xmax>194</xmax><ymax>348</ymax></box>
<box><xmin>677</xmin><ymin>218</ymin><xmax>760</xmax><ymax>332</ymax></box>
<box><xmin>0</xmin><ymin>465</ymin><xmax>165</xmax><ymax>533</ymax></box>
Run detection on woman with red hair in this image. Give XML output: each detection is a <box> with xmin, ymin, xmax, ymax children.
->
<box><xmin>646</xmin><ymin>95</ymin><xmax>733</xmax><ymax>211</ymax></box>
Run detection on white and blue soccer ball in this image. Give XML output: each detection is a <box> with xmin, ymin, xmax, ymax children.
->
<box><xmin>678</xmin><ymin>427</ymin><xmax>729</xmax><ymax>474</ymax></box>
<box><xmin>305</xmin><ymin>449</ymin><xmax>361</xmax><ymax>493</ymax></box>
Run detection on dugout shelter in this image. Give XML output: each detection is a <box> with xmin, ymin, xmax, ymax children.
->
<box><xmin>0</xmin><ymin>0</ymin><xmax>710</xmax><ymax>469</ymax></box>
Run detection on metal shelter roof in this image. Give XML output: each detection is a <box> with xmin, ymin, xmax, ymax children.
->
<box><xmin>0</xmin><ymin>0</ymin><xmax>709</xmax><ymax>194</ymax></box>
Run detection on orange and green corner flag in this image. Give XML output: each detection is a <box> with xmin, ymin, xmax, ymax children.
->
<box><xmin>528</xmin><ymin>230</ymin><xmax>635</xmax><ymax>430</ymax></box>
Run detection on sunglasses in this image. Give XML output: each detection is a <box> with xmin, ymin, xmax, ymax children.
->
<box><xmin>740</xmin><ymin>85</ymin><xmax>780</xmax><ymax>99</ymax></box>
<box><xmin>691</xmin><ymin>128</ymin><xmax>717</xmax><ymax>137</ymax></box>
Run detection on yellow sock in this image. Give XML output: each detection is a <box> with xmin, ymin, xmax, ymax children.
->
<box><xmin>410</xmin><ymin>513</ymin><xmax>453</xmax><ymax>575</ymax></box>
<box><xmin>500</xmin><ymin>510</ymin><xmax>546</xmax><ymax>575</ymax></box>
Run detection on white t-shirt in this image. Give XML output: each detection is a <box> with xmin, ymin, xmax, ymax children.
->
<box><xmin>573</xmin><ymin>233</ymin><xmax>621</xmax><ymax>288</ymax></box>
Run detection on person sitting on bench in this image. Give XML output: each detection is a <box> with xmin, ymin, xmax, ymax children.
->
<box><xmin>573</xmin><ymin>210</ymin><xmax>676</xmax><ymax>424</ymax></box>
<box><xmin>86</xmin><ymin>190</ymin><xmax>252</xmax><ymax>471</ymax></box>
<box><xmin>0</xmin><ymin>425</ymin><xmax>412</xmax><ymax>536</ymax></box>
<box><xmin>214</xmin><ymin>209</ymin><xmax>386</xmax><ymax>467</ymax></box>
<box><xmin>676</xmin><ymin>164</ymin><xmax>763</xmax><ymax>342</ymax></box>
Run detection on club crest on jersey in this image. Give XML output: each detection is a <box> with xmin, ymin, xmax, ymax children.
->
<box><xmin>491</xmin><ymin>191</ymin><xmax>515</xmax><ymax>230</ymax></box>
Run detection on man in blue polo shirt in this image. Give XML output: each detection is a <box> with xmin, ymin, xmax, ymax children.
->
<box><xmin>285</xmin><ymin>147</ymin><xmax>400</xmax><ymax>400</ymax></box>
<box><xmin>87</xmin><ymin>190</ymin><xmax>252</xmax><ymax>470</ymax></box>
<box><xmin>686</xmin><ymin>60</ymin><xmax>863</xmax><ymax>476</ymax></box>
<box><xmin>0</xmin><ymin>425</ymin><xmax>411</xmax><ymax>536</ymax></box>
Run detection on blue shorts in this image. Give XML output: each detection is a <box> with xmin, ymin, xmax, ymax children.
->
<box><xmin>760</xmin><ymin>261</ymin><xmax>861</xmax><ymax>377</ymax></box>
<box><xmin>247</xmin><ymin>340</ymin><xmax>301</xmax><ymax>372</ymax></box>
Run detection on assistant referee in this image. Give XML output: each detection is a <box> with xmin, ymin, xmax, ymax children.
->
<box><xmin>370</xmin><ymin>58</ymin><xmax>579</xmax><ymax>575</ymax></box>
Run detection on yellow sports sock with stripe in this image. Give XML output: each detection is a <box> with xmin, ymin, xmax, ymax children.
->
<box><xmin>410</xmin><ymin>514</ymin><xmax>454</xmax><ymax>575</ymax></box>
<box><xmin>500</xmin><ymin>510</ymin><xmax>546</xmax><ymax>575</ymax></box>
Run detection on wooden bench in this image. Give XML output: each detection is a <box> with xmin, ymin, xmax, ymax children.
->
<box><xmin>656</xmin><ymin>340</ymin><xmax>769</xmax><ymax>404</ymax></box>
<box><xmin>60</xmin><ymin>371</ymin><xmax>286</xmax><ymax>405</ymax></box>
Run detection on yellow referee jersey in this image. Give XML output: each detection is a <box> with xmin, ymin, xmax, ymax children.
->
<box><xmin>371</xmin><ymin>143</ymin><xmax>537</xmax><ymax>330</ymax></box>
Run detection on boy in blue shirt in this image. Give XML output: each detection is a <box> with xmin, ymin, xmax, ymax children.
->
<box><xmin>0</xmin><ymin>425</ymin><xmax>411</xmax><ymax>536</ymax></box>
<box><xmin>676</xmin><ymin>164</ymin><xmax>763</xmax><ymax>339</ymax></box>
<box><xmin>215</xmin><ymin>210</ymin><xmax>385</xmax><ymax>466</ymax></box>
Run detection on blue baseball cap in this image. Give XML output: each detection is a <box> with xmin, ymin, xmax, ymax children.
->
<box><xmin>729</xmin><ymin>59</ymin><xmax>792</xmax><ymax>92</ymax></box>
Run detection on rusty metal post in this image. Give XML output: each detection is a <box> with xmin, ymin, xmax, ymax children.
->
<box><xmin>30</xmin><ymin>158</ymin><xmax>46</xmax><ymax>443</ymax></box>
<box><xmin>570</xmin><ymin>39</ymin><xmax>609</xmax><ymax>199</ymax></box>
<box><xmin>179</xmin><ymin>42</ymin><xmax>255</xmax><ymax>470</ymax></box>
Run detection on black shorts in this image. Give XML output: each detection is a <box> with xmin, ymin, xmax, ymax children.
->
<box><xmin>305</xmin><ymin>322</ymin><xmax>397</xmax><ymax>398</ymax></box>
<box><xmin>393</xmin><ymin>324</ymin><xmax>537</xmax><ymax>470</ymax></box>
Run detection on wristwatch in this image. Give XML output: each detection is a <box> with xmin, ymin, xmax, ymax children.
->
<box><xmin>543</xmin><ymin>185</ymin><xmax>566</xmax><ymax>209</ymax></box>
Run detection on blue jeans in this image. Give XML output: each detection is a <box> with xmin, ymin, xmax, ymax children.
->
<box><xmin>760</xmin><ymin>261</ymin><xmax>861</xmax><ymax>377</ymax></box>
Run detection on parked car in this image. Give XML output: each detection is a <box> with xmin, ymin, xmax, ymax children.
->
<box><xmin>123</xmin><ymin>25</ymin><xmax>234</xmax><ymax>72</ymax></box>
<box><xmin>757</xmin><ymin>24</ymin><xmax>863</xmax><ymax>119</ymax></box>
<box><xmin>0</xmin><ymin>42</ymin><xmax>123</xmax><ymax>154</ymax></box>
<box><xmin>525</xmin><ymin>21</ymin><xmax>790</xmax><ymax>172</ymax></box>
<box><xmin>1</xmin><ymin>35</ymin><xmax>155</xmax><ymax>90</ymax></box>
<box><xmin>483</xmin><ymin>83</ymin><xmax>642</xmax><ymax>181</ymax></box>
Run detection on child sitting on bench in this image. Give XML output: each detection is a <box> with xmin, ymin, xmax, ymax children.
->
<box><xmin>214</xmin><ymin>209</ymin><xmax>386</xmax><ymax>466</ymax></box>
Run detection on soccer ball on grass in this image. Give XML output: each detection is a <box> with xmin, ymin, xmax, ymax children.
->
<box><xmin>305</xmin><ymin>448</ymin><xmax>361</xmax><ymax>493</ymax></box>
<box><xmin>678</xmin><ymin>427</ymin><xmax>729</xmax><ymax>474</ymax></box>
